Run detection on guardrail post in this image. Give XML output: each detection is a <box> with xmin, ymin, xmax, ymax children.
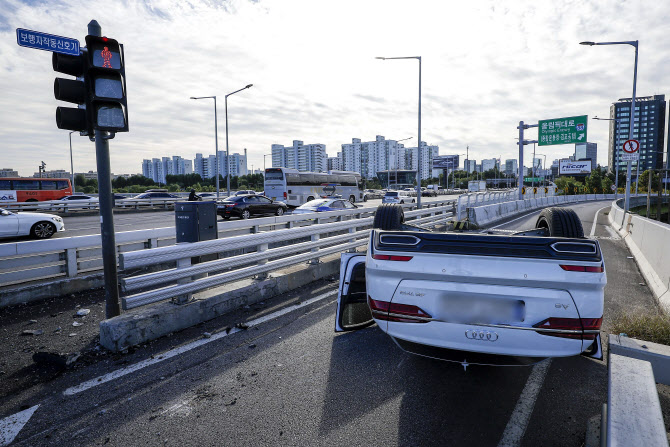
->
<box><xmin>348</xmin><ymin>227</ymin><xmax>357</xmax><ymax>252</ymax></box>
<box><xmin>173</xmin><ymin>257</ymin><xmax>192</xmax><ymax>304</ymax></box>
<box><xmin>65</xmin><ymin>248</ymin><xmax>78</xmax><ymax>277</ymax></box>
<box><xmin>147</xmin><ymin>238</ymin><xmax>158</xmax><ymax>249</ymax></box>
<box><xmin>307</xmin><ymin>219</ymin><xmax>322</xmax><ymax>264</ymax></box>
<box><xmin>254</xmin><ymin>243</ymin><xmax>269</xmax><ymax>280</ymax></box>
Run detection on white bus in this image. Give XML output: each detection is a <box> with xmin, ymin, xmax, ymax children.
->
<box><xmin>264</xmin><ymin>167</ymin><xmax>363</xmax><ymax>207</ymax></box>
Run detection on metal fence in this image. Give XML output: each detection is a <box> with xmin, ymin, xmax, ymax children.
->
<box><xmin>0</xmin><ymin>201</ymin><xmax>453</xmax><ymax>290</ymax></box>
<box><xmin>118</xmin><ymin>204</ymin><xmax>454</xmax><ymax>310</ymax></box>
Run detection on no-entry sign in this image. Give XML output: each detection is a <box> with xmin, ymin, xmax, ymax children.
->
<box><xmin>621</xmin><ymin>139</ymin><xmax>640</xmax><ymax>161</ymax></box>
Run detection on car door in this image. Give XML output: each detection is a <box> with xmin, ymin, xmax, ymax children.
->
<box><xmin>0</xmin><ymin>209</ymin><xmax>19</xmax><ymax>237</ymax></box>
<box><xmin>255</xmin><ymin>196</ymin><xmax>273</xmax><ymax>214</ymax></box>
<box><xmin>335</xmin><ymin>253</ymin><xmax>374</xmax><ymax>332</ymax></box>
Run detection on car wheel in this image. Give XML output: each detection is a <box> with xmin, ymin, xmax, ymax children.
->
<box><xmin>373</xmin><ymin>204</ymin><xmax>405</xmax><ymax>231</ymax></box>
<box><xmin>412</xmin><ymin>199</ymin><xmax>416</xmax><ymax>203</ymax></box>
<box><xmin>535</xmin><ymin>207</ymin><xmax>584</xmax><ymax>238</ymax></box>
<box><xmin>349</xmin><ymin>195</ymin><xmax>356</xmax><ymax>204</ymax></box>
<box><xmin>275</xmin><ymin>207</ymin><xmax>284</xmax><ymax>216</ymax></box>
<box><xmin>241</xmin><ymin>209</ymin><xmax>251</xmax><ymax>220</ymax></box>
<box><xmin>31</xmin><ymin>222</ymin><xmax>56</xmax><ymax>239</ymax></box>
<box><xmin>307</xmin><ymin>196</ymin><xmax>315</xmax><ymax>202</ymax></box>
<box><xmin>400</xmin><ymin>200</ymin><xmax>404</xmax><ymax>204</ymax></box>
<box><xmin>363</xmin><ymin>195</ymin><xmax>368</xmax><ymax>202</ymax></box>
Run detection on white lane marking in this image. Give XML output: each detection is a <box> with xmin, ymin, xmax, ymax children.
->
<box><xmin>63</xmin><ymin>290</ymin><xmax>338</xmax><ymax>396</ymax></box>
<box><xmin>497</xmin><ymin>359</ymin><xmax>552</xmax><ymax>447</ymax></box>
<box><xmin>0</xmin><ymin>405</ymin><xmax>39</xmax><ymax>447</ymax></box>
<box><xmin>590</xmin><ymin>206</ymin><xmax>610</xmax><ymax>238</ymax></box>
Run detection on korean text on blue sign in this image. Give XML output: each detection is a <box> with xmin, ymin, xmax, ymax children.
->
<box><xmin>16</xmin><ymin>28</ymin><xmax>80</xmax><ymax>56</ymax></box>
<box><xmin>538</xmin><ymin>115</ymin><xmax>588</xmax><ymax>146</ymax></box>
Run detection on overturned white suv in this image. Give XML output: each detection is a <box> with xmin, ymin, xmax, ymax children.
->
<box><xmin>335</xmin><ymin>204</ymin><xmax>606</xmax><ymax>368</ymax></box>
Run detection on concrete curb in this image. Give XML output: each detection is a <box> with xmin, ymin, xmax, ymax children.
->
<box><xmin>609</xmin><ymin>334</ymin><xmax>670</xmax><ymax>386</ymax></box>
<box><xmin>0</xmin><ymin>273</ymin><xmax>104</xmax><ymax>308</ymax></box>
<box><xmin>99</xmin><ymin>251</ymin><xmax>345</xmax><ymax>351</ymax></box>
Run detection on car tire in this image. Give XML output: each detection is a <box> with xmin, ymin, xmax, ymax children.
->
<box><xmin>307</xmin><ymin>196</ymin><xmax>315</xmax><ymax>202</ymax></box>
<box><xmin>241</xmin><ymin>209</ymin><xmax>251</xmax><ymax>220</ymax></box>
<box><xmin>31</xmin><ymin>221</ymin><xmax>56</xmax><ymax>239</ymax></box>
<box><xmin>349</xmin><ymin>195</ymin><xmax>356</xmax><ymax>204</ymax></box>
<box><xmin>363</xmin><ymin>195</ymin><xmax>368</xmax><ymax>202</ymax></box>
<box><xmin>411</xmin><ymin>199</ymin><xmax>415</xmax><ymax>203</ymax></box>
<box><xmin>275</xmin><ymin>207</ymin><xmax>284</xmax><ymax>216</ymax></box>
<box><xmin>373</xmin><ymin>204</ymin><xmax>405</xmax><ymax>231</ymax></box>
<box><xmin>535</xmin><ymin>207</ymin><xmax>584</xmax><ymax>238</ymax></box>
<box><xmin>400</xmin><ymin>200</ymin><xmax>405</xmax><ymax>204</ymax></box>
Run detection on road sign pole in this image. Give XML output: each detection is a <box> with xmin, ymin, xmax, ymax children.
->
<box><xmin>518</xmin><ymin>121</ymin><xmax>524</xmax><ymax>200</ymax></box>
<box><xmin>89</xmin><ymin>19</ymin><xmax>121</xmax><ymax>318</ymax></box>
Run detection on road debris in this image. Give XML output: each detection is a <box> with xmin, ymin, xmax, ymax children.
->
<box><xmin>76</xmin><ymin>309</ymin><xmax>91</xmax><ymax>317</ymax></box>
<box><xmin>21</xmin><ymin>329</ymin><xmax>43</xmax><ymax>336</ymax></box>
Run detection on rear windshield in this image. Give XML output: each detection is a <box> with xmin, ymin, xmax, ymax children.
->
<box><xmin>384</xmin><ymin>192</ymin><xmax>398</xmax><ymax>197</ymax></box>
<box><xmin>265</xmin><ymin>171</ymin><xmax>284</xmax><ymax>181</ymax></box>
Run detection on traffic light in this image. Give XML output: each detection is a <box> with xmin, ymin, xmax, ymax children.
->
<box><xmin>53</xmin><ymin>51</ymin><xmax>88</xmax><ymax>132</ymax></box>
<box><xmin>84</xmin><ymin>35</ymin><xmax>128</xmax><ymax>132</ymax></box>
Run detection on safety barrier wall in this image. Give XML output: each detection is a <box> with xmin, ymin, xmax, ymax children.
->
<box><xmin>0</xmin><ymin>201</ymin><xmax>453</xmax><ymax>307</ymax></box>
<box><xmin>467</xmin><ymin>194</ymin><xmax>618</xmax><ymax>227</ymax></box>
<box><xmin>608</xmin><ymin>197</ymin><xmax>670</xmax><ymax>312</ymax></box>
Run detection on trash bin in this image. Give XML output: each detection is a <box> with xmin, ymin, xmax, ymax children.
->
<box><xmin>175</xmin><ymin>201</ymin><xmax>218</xmax><ymax>243</ymax></box>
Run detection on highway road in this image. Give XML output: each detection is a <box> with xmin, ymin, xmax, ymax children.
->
<box><xmin>16</xmin><ymin>194</ymin><xmax>461</xmax><ymax>239</ymax></box>
<box><xmin>2</xmin><ymin>200</ymin><xmax>667</xmax><ymax>447</ymax></box>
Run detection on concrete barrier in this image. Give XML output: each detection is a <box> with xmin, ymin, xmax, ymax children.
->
<box><xmin>468</xmin><ymin>195</ymin><xmax>618</xmax><ymax>228</ymax></box>
<box><xmin>608</xmin><ymin>197</ymin><xmax>670</xmax><ymax>312</ymax></box>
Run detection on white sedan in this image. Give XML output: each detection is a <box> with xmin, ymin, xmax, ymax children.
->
<box><xmin>0</xmin><ymin>208</ymin><xmax>65</xmax><ymax>239</ymax></box>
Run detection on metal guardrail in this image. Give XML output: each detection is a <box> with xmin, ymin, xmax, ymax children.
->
<box><xmin>118</xmin><ymin>204</ymin><xmax>454</xmax><ymax>310</ymax></box>
<box><xmin>0</xmin><ymin>201</ymin><xmax>454</xmax><ymax>290</ymax></box>
<box><xmin>0</xmin><ymin>197</ymin><xmax>181</xmax><ymax>212</ymax></box>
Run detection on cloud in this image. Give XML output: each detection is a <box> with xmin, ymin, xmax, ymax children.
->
<box><xmin>0</xmin><ymin>0</ymin><xmax>668</xmax><ymax>177</ymax></box>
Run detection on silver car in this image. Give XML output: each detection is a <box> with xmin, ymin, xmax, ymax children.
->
<box><xmin>382</xmin><ymin>191</ymin><xmax>415</xmax><ymax>204</ymax></box>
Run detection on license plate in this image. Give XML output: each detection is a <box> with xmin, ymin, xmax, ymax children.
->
<box><xmin>441</xmin><ymin>297</ymin><xmax>525</xmax><ymax>324</ymax></box>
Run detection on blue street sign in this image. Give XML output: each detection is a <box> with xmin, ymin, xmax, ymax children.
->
<box><xmin>16</xmin><ymin>28</ymin><xmax>80</xmax><ymax>56</ymax></box>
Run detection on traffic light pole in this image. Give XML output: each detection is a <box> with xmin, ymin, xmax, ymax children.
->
<box><xmin>89</xmin><ymin>20</ymin><xmax>120</xmax><ymax>318</ymax></box>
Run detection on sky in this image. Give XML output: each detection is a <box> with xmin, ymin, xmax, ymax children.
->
<box><xmin>1</xmin><ymin>0</ymin><xmax>669</xmax><ymax>177</ymax></box>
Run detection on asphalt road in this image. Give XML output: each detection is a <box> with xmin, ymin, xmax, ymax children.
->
<box><xmin>1</xmin><ymin>194</ymin><xmax>460</xmax><ymax>241</ymax></box>
<box><xmin>1</xmin><ymin>200</ymin><xmax>668</xmax><ymax>447</ymax></box>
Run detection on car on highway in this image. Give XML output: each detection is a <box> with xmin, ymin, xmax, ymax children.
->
<box><xmin>49</xmin><ymin>194</ymin><xmax>99</xmax><ymax>210</ymax></box>
<box><xmin>336</xmin><ymin>204</ymin><xmax>605</xmax><ymax>369</ymax></box>
<box><xmin>382</xmin><ymin>191</ymin><xmax>415</xmax><ymax>204</ymax></box>
<box><xmin>292</xmin><ymin>198</ymin><xmax>358</xmax><ymax>215</ymax></box>
<box><xmin>131</xmin><ymin>191</ymin><xmax>181</xmax><ymax>200</ymax></box>
<box><xmin>421</xmin><ymin>187</ymin><xmax>437</xmax><ymax>197</ymax></box>
<box><xmin>234</xmin><ymin>190</ymin><xmax>257</xmax><ymax>196</ymax></box>
<box><xmin>217</xmin><ymin>194</ymin><xmax>288</xmax><ymax>220</ymax></box>
<box><xmin>0</xmin><ymin>207</ymin><xmax>64</xmax><ymax>239</ymax></box>
<box><xmin>363</xmin><ymin>189</ymin><xmax>384</xmax><ymax>201</ymax></box>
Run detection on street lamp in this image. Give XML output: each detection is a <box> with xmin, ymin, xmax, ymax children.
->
<box><xmin>377</xmin><ymin>56</ymin><xmax>423</xmax><ymax>207</ymax></box>
<box><xmin>580</xmin><ymin>40</ymin><xmax>638</xmax><ymax>212</ymax></box>
<box><xmin>593</xmin><ymin>116</ymin><xmax>628</xmax><ymax>197</ymax></box>
<box><xmin>263</xmin><ymin>153</ymin><xmax>271</xmax><ymax>171</ymax></box>
<box><xmin>190</xmin><ymin>95</ymin><xmax>220</xmax><ymax>197</ymax></box>
<box><xmin>225</xmin><ymin>84</ymin><xmax>253</xmax><ymax>196</ymax></box>
<box><xmin>68</xmin><ymin>131</ymin><xmax>77</xmax><ymax>194</ymax></box>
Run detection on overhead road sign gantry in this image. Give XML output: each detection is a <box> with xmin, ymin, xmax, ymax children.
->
<box><xmin>538</xmin><ymin>115</ymin><xmax>587</xmax><ymax>146</ymax></box>
<box><xmin>16</xmin><ymin>28</ymin><xmax>80</xmax><ymax>56</ymax></box>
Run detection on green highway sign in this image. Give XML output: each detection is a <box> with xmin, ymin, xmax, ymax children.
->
<box><xmin>538</xmin><ymin>115</ymin><xmax>587</xmax><ymax>146</ymax></box>
<box><xmin>523</xmin><ymin>177</ymin><xmax>543</xmax><ymax>182</ymax></box>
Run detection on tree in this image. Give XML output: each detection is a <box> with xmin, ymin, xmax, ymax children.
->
<box><xmin>638</xmin><ymin>170</ymin><xmax>660</xmax><ymax>192</ymax></box>
<box><xmin>585</xmin><ymin>169</ymin><xmax>603</xmax><ymax>193</ymax></box>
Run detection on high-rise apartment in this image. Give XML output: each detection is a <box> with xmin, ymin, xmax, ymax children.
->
<box><xmin>271</xmin><ymin>140</ymin><xmax>327</xmax><ymax>172</ymax></box>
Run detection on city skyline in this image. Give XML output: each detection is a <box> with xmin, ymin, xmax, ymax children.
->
<box><xmin>2</xmin><ymin>1</ymin><xmax>669</xmax><ymax>178</ymax></box>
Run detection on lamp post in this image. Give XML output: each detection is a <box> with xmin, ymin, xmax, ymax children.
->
<box><xmin>263</xmin><ymin>153</ymin><xmax>271</xmax><ymax>171</ymax></box>
<box><xmin>580</xmin><ymin>40</ymin><xmax>638</xmax><ymax>212</ymax></box>
<box><xmin>225</xmin><ymin>84</ymin><xmax>253</xmax><ymax>197</ymax></box>
<box><xmin>190</xmin><ymin>95</ymin><xmax>220</xmax><ymax>197</ymax></box>
<box><xmin>69</xmin><ymin>131</ymin><xmax>76</xmax><ymax>194</ymax></box>
<box><xmin>376</xmin><ymin>56</ymin><xmax>422</xmax><ymax>207</ymax></box>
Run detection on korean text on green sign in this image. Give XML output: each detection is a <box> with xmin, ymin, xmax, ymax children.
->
<box><xmin>538</xmin><ymin>115</ymin><xmax>587</xmax><ymax>146</ymax></box>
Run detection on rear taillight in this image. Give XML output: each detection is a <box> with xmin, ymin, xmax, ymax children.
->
<box><xmin>368</xmin><ymin>296</ymin><xmax>431</xmax><ymax>323</ymax></box>
<box><xmin>283</xmin><ymin>192</ymin><xmax>287</xmax><ymax>199</ymax></box>
<box><xmin>372</xmin><ymin>254</ymin><xmax>413</xmax><ymax>262</ymax></box>
<box><xmin>560</xmin><ymin>264</ymin><xmax>604</xmax><ymax>273</ymax></box>
<box><xmin>533</xmin><ymin>317</ymin><xmax>602</xmax><ymax>340</ymax></box>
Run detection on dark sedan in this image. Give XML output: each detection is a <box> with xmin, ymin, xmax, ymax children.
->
<box><xmin>217</xmin><ymin>194</ymin><xmax>288</xmax><ymax>220</ymax></box>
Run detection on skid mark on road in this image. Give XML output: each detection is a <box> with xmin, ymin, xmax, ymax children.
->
<box><xmin>63</xmin><ymin>290</ymin><xmax>337</xmax><ymax>396</ymax></box>
<box><xmin>497</xmin><ymin>359</ymin><xmax>552</xmax><ymax>447</ymax></box>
